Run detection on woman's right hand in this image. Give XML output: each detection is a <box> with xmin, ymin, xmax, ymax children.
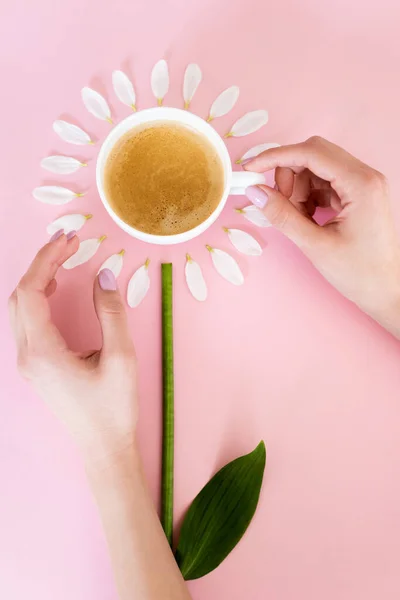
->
<box><xmin>244</xmin><ymin>136</ymin><xmax>400</xmax><ymax>337</ymax></box>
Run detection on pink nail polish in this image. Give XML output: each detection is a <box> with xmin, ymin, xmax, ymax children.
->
<box><xmin>98</xmin><ymin>268</ymin><xmax>117</xmax><ymax>291</ymax></box>
<box><xmin>245</xmin><ymin>186</ymin><xmax>269</xmax><ymax>209</ymax></box>
<box><xmin>66</xmin><ymin>230</ymin><xmax>77</xmax><ymax>240</ymax></box>
<box><xmin>50</xmin><ymin>229</ymin><xmax>64</xmax><ymax>242</ymax></box>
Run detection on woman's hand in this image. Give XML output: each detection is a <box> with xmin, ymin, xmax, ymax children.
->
<box><xmin>9</xmin><ymin>232</ymin><xmax>191</xmax><ymax>600</ymax></box>
<box><xmin>244</xmin><ymin>136</ymin><xmax>400</xmax><ymax>337</ymax></box>
<box><xmin>8</xmin><ymin>231</ymin><xmax>137</xmax><ymax>467</ymax></box>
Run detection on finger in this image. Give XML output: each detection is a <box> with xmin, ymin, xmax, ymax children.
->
<box><xmin>93</xmin><ymin>269</ymin><xmax>135</xmax><ymax>357</ymax></box>
<box><xmin>16</xmin><ymin>233</ymin><xmax>79</xmax><ymax>344</ymax></box>
<box><xmin>244</xmin><ymin>136</ymin><xmax>365</xmax><ymax>200</ymax></box>
<box><xmin>78</xmin><ymin>349</ymin><xmax>100</xmax><ymax>369</ymax></box>
<box><xmin>309</xmin><ymin>172</ymin><xmax>332</xmax><ymax>191</ymax></box>
<box><xmin>291</xmin><ymin>170</ymin><xmax>311</xmax><ymax>204</ymax></box>
<box><xmin>277</xmin><ymin>169</ymin><xmax>315</xmax><ymax>219</ymax></box>
<box><xmin>45</xmin><ymin>278</ymin><xmax>57</xmax><ymax>297</ymax></box>
<box><xmin>245</xmin><ymin>184</ymin><xmax>324</xmax><ymax>250</ymax></box>
<box><xmin>275</xmin><ymin>167</ymin><xmax>294</xmax><ymax>197</ymax></box>
<box><xmin>309</xmin><ymin>189</ymin><xmax>342</xmax><ymax>212</ymax></box>
<box><xmin>8</xmin><ymin>291</ymin><xmax>19</xmax><ymax>342</ymax></box>
<box><xmin>79</xmin><ymin>349</ymin><xmax>100</xmax><ymax>359</ymax></box>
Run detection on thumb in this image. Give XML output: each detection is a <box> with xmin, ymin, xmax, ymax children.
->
<box><xmin>245</xmin><ymin>185</ymin><xmax>321</xmax><ymax>250</ymax></box>
<box><xmin>94</xmin><ymin>269</ymin><xmax>134</xmax><ymax>356</ymax></box>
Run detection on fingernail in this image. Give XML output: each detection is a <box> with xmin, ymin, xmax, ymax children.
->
<box><xmin>50</xmin><ymin>229</ymin><xmax>64</xmax><ymax>242</ymax></box>
<box><xmin>274</xmin><ymin>183</ymin><xmax>278</xmax><ymax>190</ymax></box>
<box><xmin>98</xmin><ymin>268</ymin><xmax>117</xmax><ymax>291</ymax></box>
<box><xmin>245</xmin><ymin>186</ymin><xmax>269</xmax><ymax>209</ymax></box>
<box><xmin>66</xmin><ymin>230</ymin><xmax>77</xmax><ymax>241</ymax></box>
<box><xmin>241</xmin><ymin>158</ymin><xmax>252</xmax><ymax>166</ymax></box>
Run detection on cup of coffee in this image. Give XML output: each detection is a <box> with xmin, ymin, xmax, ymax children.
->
<box><xmin>96</xmin><ymin>107</ymin><xmax>265</xmax><ymax>245</ymax></box>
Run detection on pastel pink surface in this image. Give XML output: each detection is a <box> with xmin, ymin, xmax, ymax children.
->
<box><xmin>1</xmin><ymin>1</ymin><xmax>400</xmax><ymax>599</ymax></box>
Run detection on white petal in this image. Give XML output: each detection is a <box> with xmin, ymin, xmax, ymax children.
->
<box><xmin>46</xmin><ymin>213</ymin><xmax>92</xmax><ymax>235</ymax></box>
<box><xmin>33</xmin><ymin>186</ymin><xmax>84</xmax><ymax>205</ymax></box>
<box><xmin>208</xmin><ymin>86</ymin><xmax>239</xmax><ymax>121</ymax></box>
<box><xmin>185</xmin><ymin>255</ymin><xmax>207</xmax><ymax>301</ymax></box>
<box><xmin>226</xmin><ymin>110</ymin><xmax>268</xmax><ymax>138</ymax></box>
<box><xmin>236</xmin><ymin>205</ymin><xmax>271</xmax><ymax>228</ymax></box>
<box><xmin>41</xmin><ymin>155</ymin><xmax>86</xmax><ymax>174</ymax></box>
<box><xmin>97</xmin><ymin>250</ymin><xmax>125</xmax><ymax>278</ymax></box>
<box><xmin>82</xmin><ymin>87</ymin><xmax>112</xmax><ymax>123</ymax></box>
<box><xmin>63</xmin><ymin>236</ymin><xmax>106</xmax><ymax>270</ymax></box>
<box><xmin>236</xmin><ymin>143</ymin><xmax>280</xmax><ymax>164</ymax></box>
<box><xmin>151</xmin><ymin>59</ymin><xmax>169</xmax><ymax>105</ymax></box>
<box><xmin>53</xmin><ymin>120</ymin><xmax>93</xmax><ymax>145</ymax></box>
<box><xmin>225</xmin><ymin>228</ymin><xmax>262</xmax><ymax>256</ymax></box>
<box><xmin>183</xmin><ymin>64</ymin><xmax>202</xmax><ymax>109</ymax></box>
<box><xmin>207</xmin><ymin>247</ymin><xmax>244</xmax><ymax>286</ymax></box>
<box><xmin>127</xmin><ymin>261</ymin><xmax>150</xmax><ymax>308</ymax></box>
<box><xmin>112</xmin><ymin>70</ymin><xmax>136</xmax><ymax>110</ymax></box>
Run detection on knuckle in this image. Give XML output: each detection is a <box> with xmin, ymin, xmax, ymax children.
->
<box><xmin>8</xmin><ymin>291</ymin><xmax>17</xmax><ymax>310</ymax></box>
<box><xmin>16</xmin><ymin>278</ymin><xmax>30</xmax><ymax>295</ymax></box>
<box><xmin>305</xmin><ymin>135</ymin><xmax>325</xmax><ymax>148</ymax></box>
<box><xmin>363</xmin><ymin>168</ymin><xmax>388</xmax><ymax>192</ymax></box>
<box><xmin>101</xmin><ymin>299</ymin><xmax>124</xmax><ymax>316</ymax></box>
<box><xmin>17</xmin><ymin>352</ymin><xmax>31</xmax><ymax>378</ymax></box>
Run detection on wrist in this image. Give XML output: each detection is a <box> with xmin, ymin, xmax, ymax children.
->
<box><xmin>366</xmin><ymin>273</ymin><xmax>400</xmax><ymax>339</ymax></box>
<box><xmin>372</xmin><ymin>297</ymin><xmax>400</xmax><ymax>338</ymax></box>
<box><xmin>84</xmin><ymin>434</ymin><xmax>140</xmax><ymax>481</ymax></box>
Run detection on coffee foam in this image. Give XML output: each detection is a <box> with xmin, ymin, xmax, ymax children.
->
<box><xmin>104</xmin><ymin>121</ymin><xmax>224</xmax><ymax>236</ymax></box>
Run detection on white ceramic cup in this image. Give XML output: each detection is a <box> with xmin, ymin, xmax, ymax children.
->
<box><xmin>96</xmin><ymin>107</ymin><xmax>265</xmax><ymax>245</ymax></box>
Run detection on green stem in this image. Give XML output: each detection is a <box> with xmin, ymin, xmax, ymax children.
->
<box><xmin>161</xmin><ymin>263</ymin><xmax>174</xmax><ymax>546</ymax></box>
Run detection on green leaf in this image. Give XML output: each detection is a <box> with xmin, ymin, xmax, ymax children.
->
<box><xmin>175</xmin><ymin>441</ymin><xmax>266</xmax><ymax>580</ymax></box>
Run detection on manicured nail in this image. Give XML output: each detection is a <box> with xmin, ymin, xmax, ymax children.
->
<box><xmin>50</xmin><ymin>229</ymin><xmax>64</xmax><ymax>242</ymax></box>
<box><xmin>98</xmin><ymin>268</ymin><xmax>117</xmax><ymax>291</ymax></box>
<box><xmin>245</xmin><ymin>186</ymin><xmax>269</xmax><ymax>209</ymax></box>
<box><xmin>66</xmin><ymin>230</ymin><xmax>77</xmax><ymax>241</ymax></box>
<box><xmin>240</xmin><ymin>158</ymin><xmax>252</xmax><ymax>166</ymax></box>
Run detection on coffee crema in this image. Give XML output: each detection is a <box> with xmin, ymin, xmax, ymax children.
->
<box><xmin>103</xmin><ymin>121</ymin><xmax>225</xmax><ymax>236</ymax></box>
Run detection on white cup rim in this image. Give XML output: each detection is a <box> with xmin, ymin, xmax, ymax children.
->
<box><xmin>96</xmin><ymin>107</ymin><xmax>232</xmax><ymax>245</ymax></box>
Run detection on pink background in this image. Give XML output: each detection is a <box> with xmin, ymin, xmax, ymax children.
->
<box><xmin>1</xmin><ymin>0</ymin><xmax>400</xmax><ymax>598</ymax></box>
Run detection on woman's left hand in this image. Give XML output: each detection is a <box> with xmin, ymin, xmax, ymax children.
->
<box><xmin>8</xmin><ymin>232</ymin><xmax>138</xmax><ymax>468</ymax></box>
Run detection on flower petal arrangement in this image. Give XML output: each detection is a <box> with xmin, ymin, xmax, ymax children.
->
<box><xmin>183</xmin><ymin>63</ymin><xmax>202</xmax><ymax>110</ymax></box>
<box><xmin>82</xmin><ymin>87</ymin><xmax>113</xmax><ymax>123</ymax></box>
<box><xmin>41</xmin><ymin>155</ymin><xmax>87</xmax><ymax>174</ymax></box>
<box><xmin>236</xmin><ymin>204</ymin><xmax>271</xmax><ymax>227</ymax></box>
<box><xmin>52</xmin><ymin>119</ymin><xmax>93</xmax><ymax>145</ymax></box>
<box><xmin>207</xmin><ymin>85</ymin><xmax>240</xmax><ymax>121</ymax></box>
<box><xmin>225</xmin><ymin>109</ymin><xmax>269</xmax><ymax>138</ymax></box>
<box><xmin>112</xmin><ymin>70</ymin><xmax>137</xmax><ymax>111</ymax></box>
<box><xmin>33</xmin><ymin>58</ymin><xmax>277</xmax><ymax>580</ymax></box>
<box><xmin>33</xmin><ymin>185</ymin><xmax>85</xmax><ymax>205</ymax></box>
<box><xmin>63</xmin><ymin>236</ymin><xmax>106</xmax><ymax>269</ymax></box>
<box><xmin>98</xmin><ymin>249</ymin><xmax>125</xmax><ymax>277</ymax></box>
<box><xmin>236</xmin><ymin>142</ymin><xmax>280</xmax><ymax>164</ymax></box>
<box><xmin>224</xmin><ymin>227</ymin><xmax>262</xmax><ymax>256</ymax></box>
<box><xmin>185</xmin><ymin>254</ymin><xmax>208</xmax><ymax>301</ymax></box>
<box><xmin>151</xmin><ymin>59</ymin><xmax>169</xmax><ymax>106</ymax></box>
<box><xmin>207</xmin><ymin>246</ymin><xmax>244</xmax><ymax>286</ymax></box>
<box><xmin>127</xmin><ymin>260</ymin><xmax>150</xmax><ymax>308</ymax></box>
<box><xmin>46</xmin><ymin>213</ymin><xmax>92</xmax><ymax>235</ymax></box>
